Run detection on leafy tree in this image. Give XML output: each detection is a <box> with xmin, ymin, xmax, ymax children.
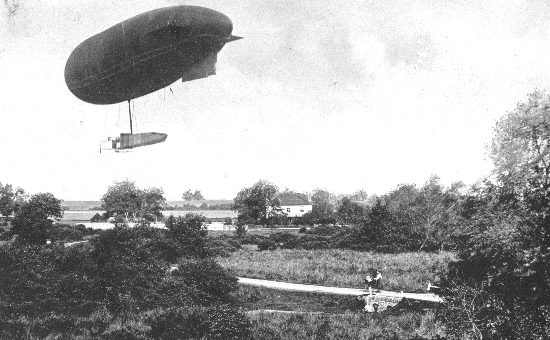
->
<box><xmin>232</xmin><ymin>180</ymin><xmax>280</xmax><ymax>226</ymax></box>
<box><xmin>335</xmin><ymin>197</ymin><xmax>366</xmax><ymax>225</ymax></box>
<box><xmin>101</xmin><ymin>180</ymin><xmax>166</xmax><ymax>222</ymax></box>
<box><xmin>379</xmin><ymin>177</ymin><xmax>463</xmax><ymax>251</ymax></box>
<box><xmin>140</xmin><ymin>187</ymin><xmax>165</xmax><ymax>221</ymax></box>
<box><xmin>182</xmin><ymin>189</ymin><xmax>204</xmax><ymax>201</ymax></box>
<box><xmin>165</xmin><ymin>214</ymin><xmax>210</xmax><ymax>258</ymax></box>
<box><xmin>301</xmin><ymin>189</ymin><xmax>336</xmax><ymax>225</ymax></box>
<box><xmin>0</xmin><ymin>182</ymin><xmax>26</xmax><ymax>217</ymax></box>
<box><xmin>441</xmin><ymin>91</ymin><xmax>550</xmax><ymax>339</ymax></box>
<box><xmin>350</xmin><ymin>189</ymin><xmax>369</xmax><ymax>201</ymax></box>
<box><xmin>413</xmin><ymin>176</ymin><xmax>463</xmax><ymax>251</ymax></box>
<box><xmin>11</xmin><ymin>193</ymin><xmax>63</xmax><ymax>244</ymax></box>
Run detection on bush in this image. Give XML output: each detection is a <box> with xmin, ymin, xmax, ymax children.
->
<box><xmin>173</xmin><ymin>258</ymin><xmax>238</xmax><ymax>304</ymax></box>
<box><xmin>257</xmin><ymin>239</ymin><xmax>277</xmax><ymax>251</ymax></box>
<box><xmin>0</xmin><ymin>224</ymin><xmax>250</xmax><ymax>339</ymax></box>
<box><xmin>241</xmin><ymin>233</ymin><xmax>267</xmax><ymax>245</ymax></box>
<box><xmin>207</xmin><ymin>236</ymin><xmax>242</xmax><ymax>257</ymax></box>
<box><xmin>90</xmin><ymin>213</ymin><xmax>106</xmax><ymax>222</ymax></box>
<box><xmin>146</xmin><ymin>306</ymin><xmax>250</xmax><ymax>340</ymax></box>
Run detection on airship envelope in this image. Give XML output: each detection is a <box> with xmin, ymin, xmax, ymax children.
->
<box><xmin>64</xmin><ymin>6</ymin><xmax>241</xmax><ymax>105</ymax></box>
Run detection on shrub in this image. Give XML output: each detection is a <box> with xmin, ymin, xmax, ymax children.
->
<box><xmin>257</xmin><ymin>239</ymin><xmax>277</xmax><ymax>251</ymax></box>
<box><xmin>146</xmin><ymin>306</ymin><xmax>250</xmax><ymax>340</ymax></box>
<box><xmin>173</xmin><ymin>258</ymin><xmax>237</xmax><ymax>304</ymax></box>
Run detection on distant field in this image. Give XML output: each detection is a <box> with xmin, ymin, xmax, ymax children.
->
<box><xmin>61</xmin><ymin>210</ymin><xmax>236</xmax><ymax>222</ymax></box>
<box><xmin>61</xmin><ymin>200</ymin><xmax>232</xmax><ymax>211</ymax></box>
<box><xmin>218</xmin><ymin>248</ymin><xmax>455</xmax><ymax>292</ymax></box>
<box><xmin>209</xmin><ymin>228</ymin><xmax>301</xmax><ymax>237</ymax></box>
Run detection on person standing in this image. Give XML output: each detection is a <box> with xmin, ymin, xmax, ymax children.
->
<box><xmin>364</xmin><ymin>274</ymin><xmax>373</xmax><ymax>295</ymax></box>
<box><xmin>373</xmin><ymin>270</ymin><xmax>382</xmax><ymax>291</ymax></box>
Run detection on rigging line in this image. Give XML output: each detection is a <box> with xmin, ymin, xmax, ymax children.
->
<box><xmin>133</xmin><ymin>100</ymin><xmax>138</xmax><ymax>133</ymax></box>
<box><xmin>128</xmin><ymin>100</ymin><xmax>133</xmax><ymax>134</ymax></box>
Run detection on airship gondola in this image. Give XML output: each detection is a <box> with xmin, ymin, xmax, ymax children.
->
<box><xmin>64</xmin><ymin>5</ymin><xmax>241</xmax><ymax>151</ymax></box>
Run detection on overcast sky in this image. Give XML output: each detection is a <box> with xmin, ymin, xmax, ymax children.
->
<box><xmin>1</xmin><ymin>0</ymin><xmax>549</xmax><ymax>200</ymax></box>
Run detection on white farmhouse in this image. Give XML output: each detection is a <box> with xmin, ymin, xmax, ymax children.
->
<box><xmin>277</xmin><ymin>192</ymin><xmax>312</xmax><ymax>221</ymax></box>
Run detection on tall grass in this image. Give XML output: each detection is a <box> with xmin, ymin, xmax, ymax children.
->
<box><xmin>249</xmin><ymin>310</ymin><xmax>445</xmax><ymax>339</ymax></box>
<box><xmin>218</xmin><ymin>248</ymin><xmax>454</xmax><ymax>292</ymax></box>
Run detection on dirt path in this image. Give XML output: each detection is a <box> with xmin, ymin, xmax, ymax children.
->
<box><xmin>237</xmin><ymin>277</ymin><xmax>442</xmax><ymax>303</ymax></box>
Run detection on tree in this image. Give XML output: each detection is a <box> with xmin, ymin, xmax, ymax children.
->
<box><xmin>140</xmin><ymin>187</ymin><xmax>166</xmax><ymax>221</ymax></box>
<box><xmin>101</xmin><ymin>180</ymin><xmax>166</xmax><ymax>222</ymax></box>
<box><xmin>232</xmin><ymin>180</ymin><xmax>280</xmax><ymax>226</ymax></box>
<box><xmin>441</xmin><ymin>91</ymin><xmax>550</xmax><ymax>339</ymax></box>
<box><xmin>302</xmin><ymin>189</ymin><xmax>336</xmax><ymax>224</ymax></box>
<box><xmin>413</xmin><ymin>176</ymin><xmax>463</xmax><ymax>251</ymax></box>
<box><xmin>335</xmin><ymin>197</ymin><xmax>366</xmax><ymax>225</ymax></box>
<box><xmin>182</xmin><ymin>189</ymin><xmax>204</xmax><ymax>201</ymax></box>
<box><xmin>0</xmin><ymin>182</ymin><xmax>26</xmax><ymax>217</ymax></box>
<box><xmin>11</xmin><ymin>193</ymin><xmax>63</xmax><ymax>244</ymax></box>
<box><xmin>165</xmin><ymin>214</ymin><xmax>209</xmax><ymax>258</ymax></box>
<box><xmin>350</xmin><ymin>189</ymin><xmax>369</xmax><ymax>201</ymax></box>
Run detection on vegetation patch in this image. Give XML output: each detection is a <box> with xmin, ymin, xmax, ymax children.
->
<box><xmin>236</xmin><ymin>285</ymin><xmax>363</xmax><ymax>313</ymax></box>
<box><xmin>249</xmin><ymin>310</ymin><xmax>445</xmax><ymax>340</ymax></box>
<box><xmin>218</xmin><ymin>248</ymin><xmax>454</xmax><ymax>292</ymax></box>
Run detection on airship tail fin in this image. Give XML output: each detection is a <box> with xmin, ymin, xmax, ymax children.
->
<box><xmin>181</xmin><ymin>53</ymin><xmax>217</xmax><ymax>82</ymax></box>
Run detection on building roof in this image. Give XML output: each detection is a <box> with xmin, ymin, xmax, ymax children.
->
<box><xmin>278</xmin><ymin>192</ymin><xmax>311</xmax><ymax>206</ymax></box>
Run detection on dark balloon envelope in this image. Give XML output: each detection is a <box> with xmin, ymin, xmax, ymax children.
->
<box><xmin>65</xmin><ymin>6</ymin><xmax>240</xmax><ymax>105</ymax></box>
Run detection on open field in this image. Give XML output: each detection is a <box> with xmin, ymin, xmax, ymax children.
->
<box><xmin>208</xmin><ymin>227</ymin><xmax>301</xmax><ymax>238</ymax></box>
<box><xmin>236</xmin><ymin>285</ymin><xmax>362</xmax><ymax>313</ymax></box>
<box><xmin>249</xmin><ymin>310</ymin><xmax>445</xmax><ymax>340</ymax></box>
<box><xmin>218</xmin><ymin>248</ymin><xmax>455</xmax><ymax>292</ymax></box>
<box><xmin>61</xmin><ymin>210</ymin><xmax>236</xmax><ymax>222</ymax></box>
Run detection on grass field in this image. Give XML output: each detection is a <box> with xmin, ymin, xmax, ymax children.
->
<box><xmin>249</xmin><ymin>310</ymin><xmax>445</xmax><ymax>340</ymax></box>
<box><xmin>218</xmin><ymin>248</ymin><xmax>455</xmax><ymax>292</ymax></box>
<box><xmin>236</xmin><ymin>285</ymin><xmax>363</xmax><ymax>313</ymax></box>
<box><xmin>208</xmin><ymin>228</ymin><xmax>301</xmax><ymax>238</ymax></box>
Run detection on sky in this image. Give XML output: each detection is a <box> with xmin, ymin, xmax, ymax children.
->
<box><xmin>1</xmin><ymin>0</ymin><xmax>550</xmax><ymax>201</ymax></box>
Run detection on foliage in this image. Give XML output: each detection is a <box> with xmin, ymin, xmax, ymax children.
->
<box><xmin>101</xmin><ymin>180</ymin><xmax>166</xmax><ymax>222</ymax></box>
<box><xmin>234</xmin><ymin>224</ymin><xmax>247</xmax><ymax>238</ymax></box>
<box><xmin>11</xmin><ymin>192</ymin><xmax>63</xmax><ymax>244</ymax></box>
<box><xmin>217</xmin><ymin>247</ymin><xmax>454</xmax><ymax>292</ymax></box>
<box><xmin>335</xmin><ymin>196</ymin><xmax>367</xmax><ymax>225</ymax></box>
<box><xmin>90</xmin><ymin>212</ymin><xmax>107</xmax><ymax>222</ymax></box>
<box><xmin>173</xmin><ymin>258</ymin><xmax>238</xmax><ymax>304</ymax></box>
<box><xmin>249</xmin><ymin>310</ymin><xmax>444</xmax><ymax>340</ymax></box>
<box><xmin>0</xmin><ymin>182</ymin><xmax>25</xmax><ymax>217</ymax></box>
<box><xmin>301</xmin><ymin>189</ymin><xmax>337</xmax><ymax>225</ymax></box>
<box><xmin>236</xmin><ymin>285</ymin><xmax>362</xmax><ymax>313</ymax></box>
<box><xmin>233</xmin><ymin>180</ymin><xmax>280</xmax><ymax>226</ymax></box>
<box><xmin>207</xmin><ymin>235</ymin><xmax>242</xmax><ymax>257</ymax></box>
<box><xmin>146</xmin><ymin>305</ymin><xmax>251</xmax><ymax>340</ymax></box>
<box><xmin>165</xmin><ymin>213</ymin><xmax>210</xmax><ymax>258</ymax></box>
<box><xmin>182</xmin><ymin>189</ymin><xmax>205</xmax><ymax>201</ymax></box>
<box><xmin>0</xmin><ymin>224</ymin><xmax>249</xmax><ymax>339</ymax></box>
<box><xmin>440</xmin><ymin>91</ymin><xmax>550</xmax><ymax>339</ymax></box>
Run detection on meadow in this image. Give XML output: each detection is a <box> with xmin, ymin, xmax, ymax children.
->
<box><xmin>248</xmin><ymin>310</ymin><xmax>445</xmax><ymax>340</ymax></box>
<box><xmin>218</xmin><ymin>247</ymin><xmax>455</xmax><ymax>292</ymax></box>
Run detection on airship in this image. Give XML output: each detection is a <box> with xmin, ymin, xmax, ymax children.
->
<box><xmin>64</xmin><ymin>5</ymin><xmax>241</xmax><ymax>151</ymax></box>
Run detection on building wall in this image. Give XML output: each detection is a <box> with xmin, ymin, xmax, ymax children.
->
<box><xmin>280</xmin><ymin>204</ymin><xmax>312</xmax><ymax>217</ymax></box>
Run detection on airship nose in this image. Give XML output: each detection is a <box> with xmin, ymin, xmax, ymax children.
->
<box><xmin>225</xmin><ymin>35</ymin><xmax>243</xmax><ymax>42</ymax></box>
